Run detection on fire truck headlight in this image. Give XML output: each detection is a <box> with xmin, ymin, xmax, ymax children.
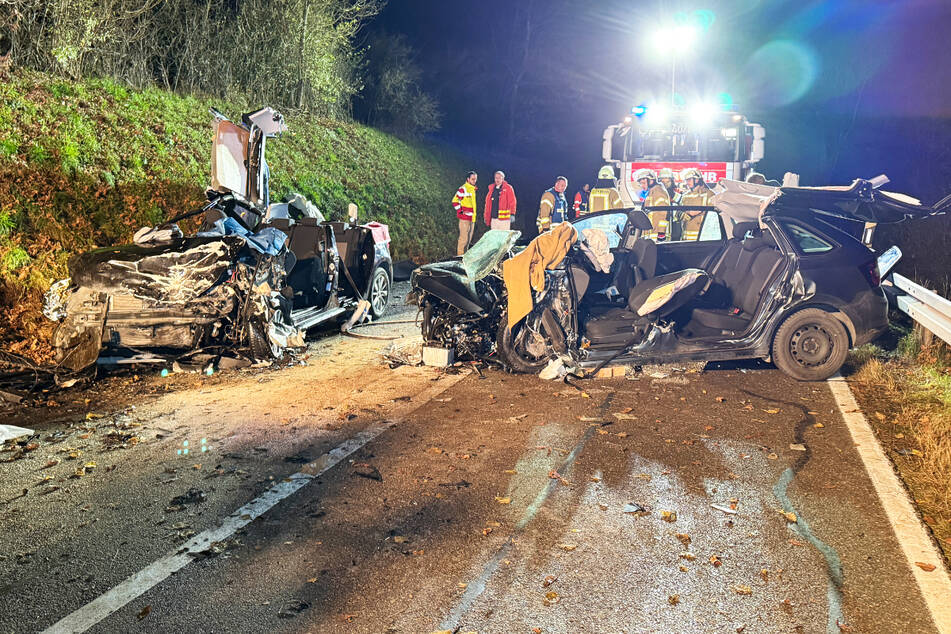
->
<box><xmin>689</xmin><ymin>102</ymin><xmax>717</xmax><ymax>129</ymax></box>
<box><xmin>645</xmin><ymin>105</ymin><xmax>669</xmax><ymax>126</ymax></box>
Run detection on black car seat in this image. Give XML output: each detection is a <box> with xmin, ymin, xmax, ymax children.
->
<box><xmin>687</xmin><ymin>231</ymin><xmax>784</xmax><ymax>334</ymax></box>
<box><xmin>613</xmin><ymin>237</ymin><xmax>658</xmax><ymax>299</ymax></box>
<box><xmin>584</xmin><ymin>268</ymin><xmax>709</xmax><ymax>349</ymax></box>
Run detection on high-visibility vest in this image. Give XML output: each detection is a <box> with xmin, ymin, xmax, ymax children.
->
<box><xmin>452</xmin><ymin>181</ymin><xmax>477</xmax><ymax>221</ymax></box>
<box><xmin>587</xmin><ymin>187</ymin><xmax>622</xmax><ymax>214</ymax></box>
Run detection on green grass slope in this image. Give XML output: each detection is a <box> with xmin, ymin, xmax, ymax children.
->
<box><xmin>0</xmin><ymin>71</ymin><xmax>465</xmax><ymax>359</ymax></box>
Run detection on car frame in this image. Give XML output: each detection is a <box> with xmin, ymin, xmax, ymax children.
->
<box><xmin>46</xmin><ymin>107</ymin><xmax>392</xmax><ymax>370</ymax></box>
<box><xmin>415</xmin><ymin>176</ymin><xmax>947</xmax><ymax>381</ymax></box>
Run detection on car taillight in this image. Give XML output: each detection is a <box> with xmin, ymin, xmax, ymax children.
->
<box><xmin>861</xmin><ymin>259</ymin><xmax>881</xmax><ymax>287</ymax></box>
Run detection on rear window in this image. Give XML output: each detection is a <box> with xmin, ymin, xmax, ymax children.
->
<box><xmin>780</xmin><ymin>222</ymin><xmax>834</xmax><ymax>253</ymax></box>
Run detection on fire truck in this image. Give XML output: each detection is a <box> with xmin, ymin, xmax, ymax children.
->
<box><xmin>601</xmin><ymin>104</ymin><xmax>766</xmax><ymax>206</ymax></box>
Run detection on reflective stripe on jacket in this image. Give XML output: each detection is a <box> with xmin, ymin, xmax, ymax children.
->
<box><xmin>452</xmin><ymin>182</ymin><xmax>478</xmax><ymax>221</ymax></box>
<box><xmin>538</xmin><ymin>188</ymin><xmax>568</xmax><ymax>231</ymax></box>
<box><xmin>587</xmin><ymin>187</ymin><xmax>622</xmax><ymax>214</ymax></box>
<box><xmin>483</xmin><ymin>181</ymin><xmax>517</xmax><ymax>226</ymax></box>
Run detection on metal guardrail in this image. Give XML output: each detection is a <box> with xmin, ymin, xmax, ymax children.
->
<box><xmin>891</xmin><ymin>273</ymin><xmax>951</xmax><ymax>346</ymax></box>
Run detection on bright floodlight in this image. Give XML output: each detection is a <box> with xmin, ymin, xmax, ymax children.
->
<box><xmin>674</xmin><ymin>24</ymin><xmax>699</xmax><ymax>51</ymax></box>
<box><xmin>689</xmin><ymin>102</ymin><xmax>717</xmax><ymax>128</ymax></box>
<box><xmin>649</xmin><ymin>28</ymin><xmax>673</xmax><ymax>57</ymax></box>
<box><xmin>645</xmin><ymin>104</ymin><xmax>669</xmax><ymax>126</ymax></box>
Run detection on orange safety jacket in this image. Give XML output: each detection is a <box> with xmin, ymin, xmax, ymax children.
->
<box><xmin>483</xmin><ymin>181</ymin><xmax>517</xmax><ymax>225</ymax></box>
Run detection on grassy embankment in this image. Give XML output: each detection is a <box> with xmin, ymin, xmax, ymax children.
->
<box><xmin>847</xmin><ymin>326</ymin><xmax>951</xmax><ymax>565</ymax></box>
<box><xmin>0</xmin><ymin>71</ymin><xmax>465</xmax><ymax>359</ymax></box>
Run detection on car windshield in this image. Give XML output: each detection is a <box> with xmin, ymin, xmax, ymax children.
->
<box><xmin>572</xmin><ymin>212</ymin><xmax>628</xmax><ymax>248</ymax></box>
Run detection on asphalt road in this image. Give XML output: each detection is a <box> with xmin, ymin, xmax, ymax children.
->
<box><xmin>0</xmin><ymin>298</ymin><xmax>944</xmax><ymax>633</ymax></box>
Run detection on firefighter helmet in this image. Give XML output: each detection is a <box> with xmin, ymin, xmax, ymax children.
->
<box><xmin>597</xmin><ymin>165</ymin><xmax>615</xmax><ymax>180</ymax></box>
<box><xmin>680</xmin><ymin>167</ymin><xmax>703</xmax><ymax>182</ymax></box>
<box><xmin>633</xmin><ymin>168</ymin><xmax>656</xmax><ymax>183</ymax></box>
<box><xmin>658</xmin><ymin>167</ymin><xmax>675</xmax><ymax>180</ymax></box>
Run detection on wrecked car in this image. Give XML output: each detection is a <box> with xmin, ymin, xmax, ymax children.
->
<box><xmin>413</xmin><ymin>176</ymin><xmax>947</xmax><ymax>381</ymax></box>
<box><xmin>46</xmin><ymin>107</ymin><xmax>392</xmax><ymax>371</ymax></box>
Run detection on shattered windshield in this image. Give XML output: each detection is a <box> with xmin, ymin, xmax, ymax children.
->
<box><xmin>461</xmin><ymin>229</ymin><xmax>520</xmax><ymax>281</ymax></box>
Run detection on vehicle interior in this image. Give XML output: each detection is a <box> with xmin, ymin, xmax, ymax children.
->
<box><xmin>569</xmin><ymin>208</ymin><xmax>789</xmax><ymax>350</ymax></box>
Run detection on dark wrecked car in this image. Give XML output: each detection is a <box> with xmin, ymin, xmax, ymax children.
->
<box><xmin>45</xmin><ymin>107</ymin><xmax>393</xmax><ymax>371</ymax></box>
<box><xmin>412</xmin><ymin>176</ymin><xmax>948</xmax><ymax>381</ymax></box>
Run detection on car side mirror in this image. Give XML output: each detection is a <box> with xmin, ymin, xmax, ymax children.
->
<box><xmin>348</xmin><ymin>203</ymin><xmax>359</xmax><ymax>224</ymax></box>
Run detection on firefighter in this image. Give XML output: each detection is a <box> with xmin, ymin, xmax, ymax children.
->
<box><xmin>658</xmin><ymin>167</ymin><xmax>680</xmax><ymax>203</ymax></box>
<box><xmin>634</xmin><ymin>168</ymin><xmax>670</xmax><ymax>241</ymax></box>
<box><xmin>483</xmin><ymin>170</ymin><xmax>517</xmax><ymax>231</ymax></box>
<box><xmin>572</xmin><ymin>183</ymin><xmax>590</xmax><ymax>219</ymax></box>
<box><xmin>588</xmin><ymin>165</ymin><xmax>623</xmax><ymax>213</ymax></box>
<box><xmin>537</xmin><ymin>176</ymin><xmax>569</xmax><ymax>233</ymax></box>
<box><xmin>452</xmin><ymin>171</ymin><xmax>478</xmax><ymax>255</ymax></box>
<box><xmin>678</xmin><ymin>167</ymin><xmax>714</xmax><ymax>241</ymax></box>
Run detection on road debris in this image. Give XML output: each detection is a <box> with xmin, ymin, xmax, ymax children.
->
<box><xmin>278</xmin><ymin>599</ymin><xmax>311</xmax><ymax>618</ymax></box>
<box><xmin>137</xmin><ymin>605</ymin><xmax>152</xmax><ymax>621</ymax></box>
<box><xmin>667</xmin><ymin>594</ymin><xmax>680</xmax><ymax>605</ymax></box>
<box><xmin>0</xmin><ymin>425</ymin><xmax>34</xmax><ymax>444</ymax></box>
<box><xmin>167</xmin><ymin>488</ymin><xmax>206</xmax><ymax>511</ymax></box>
<box><xmin>623</xmin><ymin>502</ymin><xmax>650</xmax><ymax>516</ymax></box>
<box><xmin>543</xmin><ymin>575</ymin><xmax>557</xmax><ymax>587</ymax></box>
<box><xmin>711</xmin><ymin>504</ymin><xmax>738</xmax><ymax>515</ymax></box>
<box><xmin>660</xmin><ymin>510</ymin><xmax>678</xmax><ymax>522</ymax></box>
<box><xmin>351</xmin><ymin>462</ymin><xmax>382</xmax><ymax>481</ymax></box>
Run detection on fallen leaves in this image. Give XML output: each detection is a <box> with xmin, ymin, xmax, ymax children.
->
<box><xmin>733</xmin><ymin>585</ymin><xmax>752</xmax><ymax>595</ymax></box>
<box><xmin>679</xmin><ymin>552</ymin><xmax>696</xmax><ymax>561</ymax></box>
<box><xmin>764</xmin><ymin>409</ymin><xmax>780</xmax><ymax>415</ymax></box>
<box><xmin>543</xmin><ymin>591</ymin><xmax>560</xmax><ymax>605</ymax></box>
<box><xmin>676</xmin><ymin>533</ymin><xmax>691</xmax><ymax>546</ymax></box>
<box><xmin>495</xmin><ymin>496</ymin><xmax>511</xmax><ymax>505</ymax></box>
<box><xmin>914</xmin><ymin>562</ymin><xmax>937</xmax><ymax>572</ymax></box>
<box><xmin>559</xmin><ymin>544</ymin><xmax>577</xmax><ymax>552</ymax></box>
<box><xmin>667</xmin><ymin>594</ymin><xmax>680</xmax><ymax>605</ymax></box>
<box><xmin>780</xmin><ymin>511</ymin><xmax>797</xmax><ymax>523</ymax></box>
<box><xmin>137</xmin><ymin>605</ymin><xmax>151</xmax><ymax>621</ymax></box>
<box><xmin>543</xmin><ymin>575</ymin><xmax>557</xmax><ymax>587</ymax></box>
<box><xmin>709</xmin><ymin>554</ymin><xmax>722</xmax><ymax>567</ymax></box>
<box><xmin>660</xmin><ymin>510</ymin><xmax>677</xmax><ymax>523</ymax></box>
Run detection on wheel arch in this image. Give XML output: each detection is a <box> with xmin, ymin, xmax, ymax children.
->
<box><xmin>772</xmin><ymin>302</ymin><xmax>857</xmax><ymax>349</ymax></box>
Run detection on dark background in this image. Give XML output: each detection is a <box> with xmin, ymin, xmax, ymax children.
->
<box><xmin>370</xmin><ymin>0</ymin><xmax>951</xmax><ymax>201</ymax></box>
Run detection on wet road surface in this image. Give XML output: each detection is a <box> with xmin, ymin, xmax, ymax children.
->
<box><xmin>0</xmin><ymin>317</ymin><xmax>944</xmax><ymax>632</ymax></box>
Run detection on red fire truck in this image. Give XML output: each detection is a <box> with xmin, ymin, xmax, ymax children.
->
<box><xmin>601</xmin><ymin>104</ymin><xmax>766</xmax><ymax>206</ymax></box>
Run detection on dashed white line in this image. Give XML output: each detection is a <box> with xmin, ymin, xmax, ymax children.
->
<box><xmin>828</xmin><ymin>373</ymin><xmax>951</xmax><ymax>634</ymax></box>
<box><xmin>42</xmin><ymin>370</ymin><xmax>468</xmax><ymax>634</ymax></box>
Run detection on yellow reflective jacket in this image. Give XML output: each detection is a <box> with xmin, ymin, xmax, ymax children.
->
<box><xmin>452</xmin><ymin>181</ymin><xmax>478</xmax><ymax>221</ymax></box>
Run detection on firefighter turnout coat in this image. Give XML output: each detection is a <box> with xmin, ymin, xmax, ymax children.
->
<box><xmin>643</xmin><ymin>183</ymin><xmax>671</xmax><ymax>241</ymax></box>
<box><xmin>588</xmin><ymin>186</ymin><xmax>623</xmax><ymax>214</ymax></box>
<box><xmin>537</xmin><ymin>188</ymin><xmax>569</xmax><ymax>232</ymax></box>
<box><xmin>678</xmin><ymin>186</ymin><xmax>714</xmax><ymax>241</ymax></box>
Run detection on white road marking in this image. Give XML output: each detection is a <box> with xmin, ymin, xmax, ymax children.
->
<box><xmin>43</xmin><ymin>370</ymin><xmax>468</xmax><ymax>634</ymax></box>
<box><xmin>827</xmin><ymin>373</ymin><xmax>951</xmax><ymax>634</ymax></box>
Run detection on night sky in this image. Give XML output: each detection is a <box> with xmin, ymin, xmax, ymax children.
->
<box><xmin>369</xmin><ymin>0</ymin><xmax>951</xmax><ymax>203</ymax></box>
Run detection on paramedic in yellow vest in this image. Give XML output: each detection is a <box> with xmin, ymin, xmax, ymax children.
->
<box><xmin>634</xmin><ymin>168</ymin><xmax>671</xmax><ymax>241</ymax></box>
<box><xmin>588</xmin><ymin>165</ymin><xmax>623</xmax><ymax>214</ymax></box>
<box><xmin>452</xmin><ymin>171</ymin><xmax>478</xmax><ymax>255</ymax></box>
<box><xmin>678</xmin><ymin>167</ymin><xmax>714</xmax><ymax>241</ymax></box>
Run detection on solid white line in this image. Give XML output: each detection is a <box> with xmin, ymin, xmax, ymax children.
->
<box><xmin>827</xmin><ymin>373</ymin><xmax>951</xmax><ymax>634</ymax></box>
<box><xmin>43</xmin><ymin>370</ymin><xmax>468</xmax><ymax>634</ymax></box>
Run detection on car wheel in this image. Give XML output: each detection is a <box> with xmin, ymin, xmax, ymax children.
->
<box><xmin>772</xmin><ymin>308</ymin><xmax>849</xmax><ymax>381</ymax></box>
<box><xmin>496</xmin><ymin>312</ymin><xmax>553</xmax><ymax>373</ymax></box>
<box><xmin>368</xmin><ymin>266</ymin><xmax>391</xmax><ymax>319</ymax></box>
<box><xmin>248</xmin><ymin>321</ymin><xmax>281</xmax><ymax>360</ymax></box>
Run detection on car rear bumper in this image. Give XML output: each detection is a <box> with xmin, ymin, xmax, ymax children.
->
<box><xmin>850</xmin><ymin>288</ymin><xmax>889</xmax><ymax>347</ymax></box>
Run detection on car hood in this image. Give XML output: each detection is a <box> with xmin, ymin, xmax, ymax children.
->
<box><xmin>714</xmin><ymin>177</ymin><xmax>949</xmax><ymax>225</ymax></box>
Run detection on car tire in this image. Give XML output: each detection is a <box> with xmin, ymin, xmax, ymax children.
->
<box><xmin>496</xmin><ymin>312</ymin><xmax>553</xmax><ymax>374</ymax></box>
<box><xmin>772</xmin><ymin>308</ymin><xmax>849</xmax><ymax>381</ymax></box>
<box><xmin>368</xmin><ymin>266</ymin><xmax>391</xmax><ymax>319</ymax></box>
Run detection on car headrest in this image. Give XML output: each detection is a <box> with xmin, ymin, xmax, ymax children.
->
<box><xmin>731</xmin><ymin>221</ymin><xmax>759</xmax><ymax>240</ymax></box>
<box><xmin>742</xmin><ymin>229</ymin><xmax>777</xmax><ymax>251</ymax></box>
<box><xmin>628</xmin><ymin>210</ymin><xmax>654</xmax><ymax>231</ymax></box>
